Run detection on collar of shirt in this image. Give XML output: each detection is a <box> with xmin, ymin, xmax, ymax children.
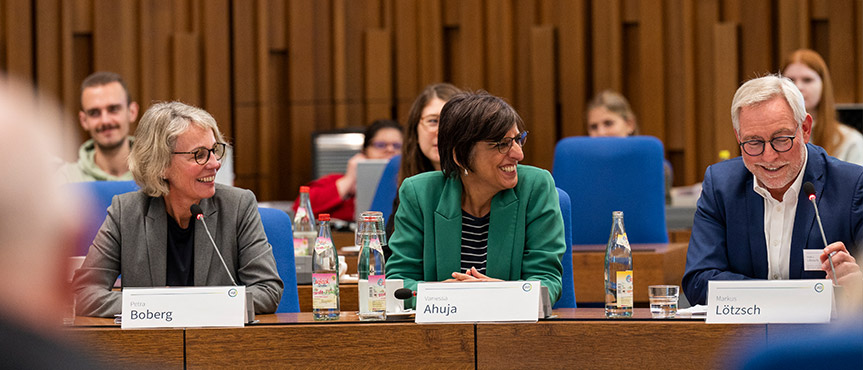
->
<box><xmin>751</xmin><ymin>147</ymin><xmax>808</xmax><ymax>280</ymax></box>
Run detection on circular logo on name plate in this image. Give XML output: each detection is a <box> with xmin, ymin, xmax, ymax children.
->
<box><xmin>522</xmin><ymin>283</ymin><xmax>532</xmax><ymax>292</ymax></box>
<box><xmin>228</xmin><ymin>288</ymin><xmax>238</xmax><ymax>297</ymax></box>
<box><xmin>814</xmin><ymin>283</ymin><xmax>824</xmax><ymax>293</ymax></box>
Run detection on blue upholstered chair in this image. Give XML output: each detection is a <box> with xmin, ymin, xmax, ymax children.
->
<box><xmin>66</xmin><ymin>180</ymin><xmax>140</xmax><ymax>256</ymax></box>
<box><xmin>369</xmin><ymin>155</ymin><xmax>401</xmax><ymax>222</ymax></box>
<box><xmin>552</xmin><ymin>136</ymin><xmax>668</xmax><ymax>245</ymax></box>
<box><xmin>554</xmin><ymin>187</ymin><xmax>576</xmax><ymax>309</ymax></box>
<box><xmin>258</xmin><ymin>207</ymin><xmax>300</xmax><ymax>313</ymax></box>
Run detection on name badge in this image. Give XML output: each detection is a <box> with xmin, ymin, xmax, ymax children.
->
<box><xmin>121</xmin><ymin>286</ymin><xmax>246</xmax><ymax>329</ymax></box>
<box><xmin>706</xmin><ymin>280</ymin><xmax>832</xmax><ymax>324</ymax></box>
<box><xmin>415</xmin><ymin>281</ymin><xmax>539</xmax><ymax>324</ymax></box>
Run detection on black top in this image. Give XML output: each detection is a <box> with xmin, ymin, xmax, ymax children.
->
<box><xmin>460</xmin><ymin>210</ymin><xmax>489</xmax><ymax>274</ymax></box>
<box><xmin>166</xmin><ymin>215</ymin><xmax>195</xmax><ymax>286</ymax></box>
<box><xmin>0</xmin><ymin>316</ymin><xmax>105</xmax><ymax>369</ymax></box>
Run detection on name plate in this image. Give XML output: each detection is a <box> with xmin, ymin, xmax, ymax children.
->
<box><xmin>706</xmin><ymin>280</ymin><xmax>832</xmax><ymax>324</ymax></box>
<box><xmin>415</xmin><ymin>281</ymin><xmax>539</xmax><ymax>323</ymax></box>
<box><xmin>121</xmin><ymin>286</ymin><xmax>246</xmax><ymax>329</ymax></box>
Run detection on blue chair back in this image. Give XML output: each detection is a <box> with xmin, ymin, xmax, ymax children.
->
<box><xmin>552</xmin><ymin>136</ymin><xmax>668</xmax><ymax>244</ymax></box>
<box><xmin>369</xmin><ymin>155</ymin><xmax>401</xmax><ymax>222</ymax></box>
<box><xmin>258</xmin><ymin>207</ymin><xmax>300</xmax><ymax>313</ymax></box>
<box><xmin>554</xmin><ymin>187</ymin><xmax>576</xmax><ymax>309</ymax></box>
<box><xmin>66</xmin><ymin>180</ymin><xmax>140</xmax><ymax>256</ymax></box>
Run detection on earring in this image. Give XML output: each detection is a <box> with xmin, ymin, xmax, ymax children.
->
<box><xmin>463</xmin><ymin>168</ymin><xmax>468</xmax><ymax>176</ymax></box>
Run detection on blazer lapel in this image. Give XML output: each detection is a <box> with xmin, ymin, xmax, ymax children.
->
<box><xmin>194</xmin><ymin>198</ymin><xmax>219</xmax><ymax>285</ymax></box>
<box><xmin>745</xmin><ymin>176</ymin><xmax>768</xmax><ymax>279</ymax></box>
<box><xmin>145</xmin><ymin>197</ymin><xmax>168</xmax><ymax>286</ymax></box>
<box><xmin>434</xmin><ymin>178</ymin><xmax>464</xmax><ymax>280</ymax></box>
<box><xmin>487</xmin><ymin>188</ymin><xmax>518</xmax><ymax>280</ymax></box>
<box><xmin>790</xmin><ymin>145</ymin><xmax>824</xmax><ymax>278</ymax></box>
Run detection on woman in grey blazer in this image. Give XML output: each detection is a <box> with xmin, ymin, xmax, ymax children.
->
<box><xmin>73</xmin><ymin>102</ymin><xmax>283</xmax><ymax>317</ymax></box>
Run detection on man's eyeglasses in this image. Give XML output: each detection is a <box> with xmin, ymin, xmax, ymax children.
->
<box><xmin>419</xmin><ymin>115</ymin><xmax>439</xmax><ymax>131</ymax></box>
<box><xmin>173</xmin><ymin>143</ymin><xmax>227</xmax><ymax>165</ymax></box>
<box><xmin>738</xmin><ymin>136</ymin><xmax>795</xmax><ymax>156</ymax></box>
<box><xmin>371</xmin><ymin>141</ymin><xmax>403</xmax><ymax>150</ymax></box>
<box><xmin>490</xmin><ymin>131</ymin><xmax>528</xmax><ymax>154</ymax></box>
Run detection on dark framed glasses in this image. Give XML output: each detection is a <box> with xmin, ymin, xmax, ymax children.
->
<box><xmin>738</xmin><ymin>136</ymin><xmax>795</xmax><ymax>156</ymax></box>
<box><xmin>490</xmin><ymin>131</ymin><xmax>528</xmax><ymax>154</ymax></box>
<box><xmin>173</xmin><ymin>142</ymin><xmax>227</xmax><ymax>165</ymax></box>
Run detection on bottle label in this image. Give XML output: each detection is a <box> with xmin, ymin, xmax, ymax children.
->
<box><xmin>367</xmin><ymin>275</ymin><xmax>387</xmax><ymax>311</ymax></box>
<box><xmin>295</xmin><ymin>207</ymin><xmax>308</xmax><ymax>221</ymax></box>
<box><xmin>293</xmin><ymin>238</ymin><xmax>309</xmax><ymax>256</ymax></box>
<box><xmin>616</xmin><ymin>270</ymin><xmax>633</xmax><ymax>307</ymax></box>
<box><xmin>313</xmin><ymin>237</ymin><xmax>333</xmax><ymax>254</ymax></box>
<box><xmin>312</xmin><ymin>273</ymin><xmax>339</xmax><ymax>309</ymax></box>
<box><xmin>615</xmin><ymin>233</ymin><xmax>630</xmax><ymax>248</ymax></box>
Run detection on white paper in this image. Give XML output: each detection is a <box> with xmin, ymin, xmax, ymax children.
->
<box><xmin>803</xmin><ymin>249</ymin><xmax>823</xmax><ymax>271</ymax></box>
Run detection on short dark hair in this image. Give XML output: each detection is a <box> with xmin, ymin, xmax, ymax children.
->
<box><xmin>362</xmin><ymin>119</ymin><xmax>402</xmax><ymax>150</ymax></box>
<box><xmin>80</xmin><ymin>71</ymin><xmax>133</xmax><ymax>107</ymax></box>
<box><xmin>438</xmin><ymin>91</ymin><xmax>525</xmax><ymax>178</ymax></box>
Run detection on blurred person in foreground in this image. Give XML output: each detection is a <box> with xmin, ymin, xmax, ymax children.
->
<box><xmin>73</xmin><ymin>101</ymin><xmax>283</xmax><ymax>317</ymax></box>
<box><xmin>386</xmin><ymin>91</ymin><xmax>565</xmax><ymax>308</ymax></box>
<box><xmin>683</xmin><ymin>74</ymin><xmax>863</xmax><ymax>306</ymax></box>
<box><xmin>0</xmin><ymin>76</ymin><xmax>102</xmax><ymax>368</ymax></box>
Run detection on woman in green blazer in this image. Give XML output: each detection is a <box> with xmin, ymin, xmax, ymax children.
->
<box><xmin>386</xmin><ymin>92</ymin><xmax>565</xmax><ymax>308</ymax></box>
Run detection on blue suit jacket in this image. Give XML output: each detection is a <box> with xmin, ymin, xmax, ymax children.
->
<box><xmin>682</xmin><ymin>144</ymin><xmax>863</xmax><ymax>305</ymax></box>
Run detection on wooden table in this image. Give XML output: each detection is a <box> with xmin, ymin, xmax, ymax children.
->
<box><xmin>65</xmin><ymin>317</ymin><xmax>184</xmax><ymax>369</ymax></box>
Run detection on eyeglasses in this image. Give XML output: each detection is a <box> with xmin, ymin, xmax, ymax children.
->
<box><xmin>370</xmin><ymin>141</ymin><xmax>403</xmax><ymax>150</ymax></box>
<box><xmin>738</xmin><ymin>136</ymin><xmax>795</xmax><ymax>156</ymax></box>
<box><xmin>490</xmin><ymin>131</ymin><xmax>528</xmax><ymax>154</ymax></box>
<box><xmin>419</xmin><ymin>115</ymin><xmax>440</xmax><ymax>131</ymax></box>
<box><xmin>173</xmin><ymin>143</ymin><xmax>227</xmax><ymax>165</ymax></box>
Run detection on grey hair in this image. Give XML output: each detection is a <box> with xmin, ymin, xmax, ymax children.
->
<box><xmin>129</xmin><ymin>101</ymin><xmax>225</xmax><ymax>197</ymax></box>
<box><xmin>731</xmin><ymin>74</ymin><xmax>807</xmax><ymax>133</ymax></box>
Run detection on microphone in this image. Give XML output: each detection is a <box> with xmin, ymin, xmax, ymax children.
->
<box><xmin>803</xmin><ymin>182</ymin><xmax>838</xmax><ymax>285</ymax></box>
<box><xmin>393</xmin><ymin>288</ymin><xmax>416</xmax><ymax>300</ymax></box>
<box><xmin>191</xmin><ymin>204</ymin><xmax>238</xmax><ymax>286</ymax></box>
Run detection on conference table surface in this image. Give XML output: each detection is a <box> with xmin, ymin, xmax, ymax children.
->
<box><xmin>67</xmin><ymin>308</ymin><xmax>824</xmax><ymax>369</ymax></box>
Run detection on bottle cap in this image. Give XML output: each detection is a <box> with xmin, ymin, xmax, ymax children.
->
<box><xmin>318</xmin><ymin>213</ymin><xmax>330</xmax><ymax>221</ymax></box>
<box><xmin>299</xmin><ymin>186</ymin><xmax>310</xmax><ymax>193</ymax></box>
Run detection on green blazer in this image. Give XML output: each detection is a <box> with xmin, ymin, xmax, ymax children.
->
<box><xmin>386</xmin><ymin>165</ymin><xmax>565</xmax><ymax>307</ymax></box>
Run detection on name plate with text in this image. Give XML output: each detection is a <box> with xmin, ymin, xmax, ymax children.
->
<box><xmin>415</xmin><ymin>281</ymin><xmax>539</xmax><ymax>324</ymax></box>
<box><xmin>706</xmin><ymin>280</ymin><xmax>832</xmax><ymax>324</ymax></box>
<box><xmin>122</xmin><ymin>286</ymin><xmax>246</xmax><ymax>329</ymax></box>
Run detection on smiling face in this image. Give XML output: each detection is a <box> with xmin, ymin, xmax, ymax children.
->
<box><xmin>737</xmin><ymin>95</ymin><xmax>811</xmax><ymax>199</ymax></box>
<box><xmin>417</xmin><ymin>97</ymin><xmax>446</xmax><ymax>170</ymax></box>
<box><xmin>783</xmin><ymin>62</ymin><xmax>823</xmax><ymax>113</ymax></box>
<box><xmin>462</xmin><ymin>125</ymin><xmax>525</xmax><ymax>199</ymax></box>
<box><xmin>78</xmin><ymin>82</ymin><xmax>138</xmax><ymax>151</ymax></box>
<box><xmin>163</xmin><ymin>123</ymin><xmax>221</xmax><ymax>208</ymax></box>
<box><xmin>587</xmin><ymin>106</ymin><xmax>634</xmax><ymax>137</ymax></box>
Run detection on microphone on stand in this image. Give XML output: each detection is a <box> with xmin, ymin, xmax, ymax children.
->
<box><xmin>802</xmin><ymin>182</ymin><xmax>839</xmax><ymax>286</ymax></box>
<box><xmin>394</xmin><ymin>288</ymin><xmax>416</xmax><ymax>300</ymax></box>
<box><xmin>190</xmin><ymin>204</ymin><xmax>237</xmax><ymax>286</ymax></box>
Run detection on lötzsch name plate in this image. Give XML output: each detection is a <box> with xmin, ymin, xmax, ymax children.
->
<box><xmin>121</xmin><ymin>286</ymin><xmax>246</xmax><ymax>329</ymax></box>
<box><xmin>706</xmin><ymin>280</ymin><xmax>832</xmax><ymax>324</ymax></box>
<box><xmin>415</xmin><ymin>281</ymin><xmax>539</xmax><ymax>323</ymax></box>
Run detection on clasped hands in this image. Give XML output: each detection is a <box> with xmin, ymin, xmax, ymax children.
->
<box><xmin>443</xmin><ymin>267</ymin><xmax>503</xmax><ymax>283</ymax></box>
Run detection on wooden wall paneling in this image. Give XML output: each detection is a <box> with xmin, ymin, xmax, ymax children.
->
<box><xmin>171</xmin><ymin>32</ymin><xmax>201</xmax><ymax>106</ymax></box>
<box><xmin>635</xmin><ymin>0</ymin><xmax>665</xmax><ymax>143</ymax></box>
<box><xmin>777</xmin><ymin>0</ymin><xmax>809</xmax><ymax>60</ymax></box>
<box><xmin>556</xmin><ymin>0</ymin><xmax>588</xmax><ymax>139</ymax></box>
<box><xmin>622</xmin><ymin>0</ymin><xmax>637</xmax><ymax>23</ymax></box>
<box><xmin>256</xmin><ymin>0</ymin><xmax>274</xmax><ymax>199</ymax></box>
<box><xmin>71</xmin><ymin>0</ymin><xmax>92</xmax><ymax>33</ymax></box>
<box><xmin>417</xmin><ymin>0</ymin><xmax>443</xmax><ymax>85</ymax></box>
<box><xmin>512</xmin><ymin>0</ymin><xmax>537</xmax><ymax>129</ymax></box>
<box><xmin>858</xmin><ymin>0</ymin><xmax>863</xmax><ymax>101</ymax></box>
<box><xmin>138</xmin><ymin>0</ymin><xmax>174</xmax><ymax>111</ymax></box>
<box><xmin>288</xmin><ymin>0</ymin><xmax>318</xmax><ymax>190</ymax></box>
<box><xmin>530</xmin><ymin>25</ymin><xmax>556</xmax><ymax>171</ymax></box>
<box><xmin>591</xmin><ymin>0</ymin><xmax>623</xmax><ymax>93</ymax></box>
<box><xmin>232</xmin><ymin>0</ymin><xmax>261</xmax><ymax>192</ymax></box>
<box><xmin>739</xmin><ymin>0</ymin><xmax>772</xmax><ymax>79</ymax></box>
<box><xmin>4</xmin><ymin>0</ymin><xmax>33</xmax><ymax>79</ymax></box>
<box><xmin>333</xmin><ymin>0</ymin><xmax>349</xmax><ymax>127</ymax></box>
<box><xmin>485</xmin><ymin>0</ymin><xmax>514</xmax><ymax>99</ymax></box>
<box><xmin>268</xmin><ymin>0</ymin><xmax>287</xmax><ymax>50</ymax></box>
<box><xmin>0</xmin><ymin>0</ymin><xmax>5</xmax><ymax>70</ymax></box>
<box><xmin>827</xmin><ymin>0</ymin><xmax>857</xmax><ymax>103</ymax></box>
<box><xmin>311</xmin><ymin>0</ymin><xmax>334</xmax><ymax>129</ymax></box>
<box><xmin>694</xmin><ymin>0</ymin><xmax>719</xmax><ymax>182</ymax></box>
<box><xmin>712</xmin><ymin>23</ymin><xmax>739</xmax><ymax>158</ymax></box>
<box><xmin>36</xmin><ymin>0</ymin><xmax>62</xmax><ymax>98</ymax></box>
<box><xmin>663</xmin><ymin>0</ymin><xmax>697</xmax><ymax>185</ymax></box>
<box><xmin>811</xmin><ymin>0</ymin><xmax>829</xmax><ymax>20</ymax></box>
<box><xmin>393</xmin><ymin>0</ymin><xmax>419</xmax><ymax>122</ymax></box>
<box><xmin>172</xmin><ymin>0</ymin><xmax>192</xmax><ymax>32</ymax></box>
<box><xmin>342</xmin><ymin>0</ymin><xmax>367</xmax><ymax>126</ymax></box>
<box><xmin>454</xmin><ymin>0</ymin><xmax>484</xmax><ymax>90</ymax></box>
<box><xmin>364</xmin><ymin>29</ymin><xmax>392</xmax><ymax>124</ymax></box>
<box><xmin>61</xmin><ymin>0</ymin><xmax>81</xmax><ymax>150</ymax></box>
<box><xmin>201</xmin><ymin>0</ymin><xmax>232</xmax><ymax>141</ymax></box>
<box><xmin>93</xmin><ymin>0</ymin><xmax>138</xmax><ymax>101</ymax></box>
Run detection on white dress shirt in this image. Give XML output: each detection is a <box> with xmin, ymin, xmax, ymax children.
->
<box><xmin>752</xmin><ymin>148</ymin><xmax>808</xmax><ymax>280</ymax></box>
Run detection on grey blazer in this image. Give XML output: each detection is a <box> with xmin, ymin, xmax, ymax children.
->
<box><xmin>73</xmin><ymin>184</ymin><xmax>284</xmax><ymax>317</ymax></box>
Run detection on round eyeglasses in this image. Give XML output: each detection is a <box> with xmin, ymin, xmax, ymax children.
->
<box><xmin>172</xmin><ymin>143</ymin><xmax>227</xmax><ymax>165</ymax></box>
<box><xmin>738</xmin><ymin>136</ymin><xmax>795</xmax><ymax>156</ymax></box>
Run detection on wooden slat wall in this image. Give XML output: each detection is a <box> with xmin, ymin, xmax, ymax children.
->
<box><xmin>2</xmin><ymin>0</ymin><xmax>863</xmax><ymax>200</ymax></box>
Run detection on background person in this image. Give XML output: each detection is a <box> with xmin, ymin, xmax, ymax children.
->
<box><xmin>782</xmin><ymin>48</ymin><xmax>863</xmax><ymax>166</ymax></box>
<box><xmin>386</xmin><ymin>91</ymin><xmax>565</xmax><ymax>308</ymax></box>
<box><xmin>73</xmin><ymin>101</ymin><xmax>283</xmax><ymax>317</ymax></box>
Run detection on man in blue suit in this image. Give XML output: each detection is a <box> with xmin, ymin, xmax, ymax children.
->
<box><xmin>683</xmin><ymin>75</ymin><xmax>863</xmax><ymax>305</ymax></box>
